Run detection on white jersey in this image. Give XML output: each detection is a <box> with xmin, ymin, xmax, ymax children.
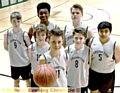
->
<box><xmin>31</xmin><ymin>42</ymin><xmax>50</xmax><ymax>74</ymax></box>
<box><xmin>90</xmin><ymin>37</ymin><xmax>116</xmax><ymax>73</ymax></box>
<box><xmin>7</xmin><ymin>28</ymin><xmax>30</xmax><ymax>67</ymax></box>
<box><xmin>43</xmin><ymin>51</ymin><xmax>67</xmax><ymax>87</ymax></box>
<box><xmin>64</xmin><ymin>23</ymin><xmax>88</xmax><ymax>46</ymax></box>
<box><xmin>31</xmin><ymin>21</ymin><xmax>58</xmax><ymax>42</ymax></box>
<box><xmin>32</xmin><ymin>21</ymin><xmax>58</xmax><ymax>31</ymax></box>
<box><xmin>67</xmin><ymin>44</ymin><xmax>90</xmax><ymax>87</ymax></box>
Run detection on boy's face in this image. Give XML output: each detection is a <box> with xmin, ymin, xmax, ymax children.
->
<box><xmin>49</xmin><ymin>35</ymin><xmax>63</xmax><ymax>51</ymax></box>
<box><xmin>73</xmin><ymin>32</ymin><xmax>86</xmax><ymax>46</ymax></box>
<box><xmin>36</xmin><ymin>31</ymin><xmax>46</xmax><ymax>42</ymax></box>
<box><xmin>71</xmin><ymin>8</ymin><xmax>83</xmax><ymax>22</ymax></box>
<box><xmin>98</xmin><ymin>28</ymin><xmax>111</xmax><ymax>41</ymax></box>
<box><xmin>38</xmin><ymin>9</ymin><xmax>50</xmax><ymax>23</ymax></box>
<box><xmin>10</xmin><ymin>18</ymin><xmax>21</xmax><ymax>28</ymax></box>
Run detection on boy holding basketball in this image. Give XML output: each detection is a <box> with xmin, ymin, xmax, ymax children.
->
<box><xmin>39</xmin><ymin>29</ymin><xmax>69</xmax><ymax>87</ymax></box>
<box><xmin>28</xmin><ymin>2</ymin><xmax>59</xmax><ymax>43</ymax></box>
<box><xmin>3</xmin><ymin>11</ymin><xmax>31</xmax><ymax>87</ymax></box>
<box><xmin>28</xmin><ymin>24</ymin><xmax>50</xmax><ymax>87</ymax></box>
<box><xmin>66</xmin><ymin>27</ymin><xmax>91</xmax><ymax>93</ymax></box>
<box><xmin>88</xmin><ymin>21</ymin><xmax>120</xmax><ymax>93</ymax></box>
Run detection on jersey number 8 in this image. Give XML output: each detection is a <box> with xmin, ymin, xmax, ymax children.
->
<box><xmin>75</xmin><ymin>60</ymin><xmax>79</xmax><ymax>68</ymax></box>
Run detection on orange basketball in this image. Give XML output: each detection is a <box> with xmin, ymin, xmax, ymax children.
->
<box><xmin>33</xmin><ymin>64</ymin><xmax>57</xmax><ymax>87</ymax></box>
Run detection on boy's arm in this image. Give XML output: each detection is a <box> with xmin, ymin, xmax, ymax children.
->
<box><xmin>87</xmin><ymin>29</ymin><xmax>94</xmax><ymax>40</ymax></box>
<box><xmin>88</xmin><ymin>38</ymin><xmax>93</xmax><ymax>47</ymax></box>
<box><xmin>115</xmin><ymin>43</ymin><xmax>120</xmax><ymax>64</ymax></box>
<box><xmin>89</xmin><ymin>50</ymin><xmax>92</xmax><ymax>68</ymax></box>
<box><xmin>39</xmin><ymin>55</ymin><xmax>46</xmax><ymax>65</ymax></box>
<box><xmin>66</xmin><ymin>53</ymin><xmax>70</xmax><ymax>72</ymax></box>
<box><xmin>28</xmin><ymin>26</ymin><xmax>33</xmax><ymax>40</ymax></box>
<box><xmin>28</xmin><ymin>45</ymin><xmax>32</xmax><ymax>62</ymax></box>
<box><xmin>24</xmin><ymin>32</ymin><xmax>31</xmax><ymax>47</ymax></box>
<box><xmin>86</xmin><ymin>29</ymin><xmax>94</xmax><ymax>46</ymax></box>
<box><xmin>63</xmin><ymin>38</ymin><xmax>66</xmax><ymax>48</ymax></box>
<box><xmin>62</xmin><ymin>25</ymin><xmax>67</xmax><ymax>48</ymax></box>
<box><xmin>4</xmin><ymin>32</ymin><xmax>8</xmax><ymax>51</ymax></box>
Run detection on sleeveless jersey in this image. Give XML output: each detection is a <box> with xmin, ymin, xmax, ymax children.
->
<box><xmin>67</xmin><ymin>44</ymin><xmax>90</xmax><ymax>87</ymax></box>
<box><xmin>31</xmin><ymin>42</ymin><xmax>50</xmax><ymax>74</ymax></box>
<box><xmin>64</xmin><ymin>23</ymin><xmax>88</xmax><ymax>46</ymax></box>
<box><xmin>7</xmin><ymin>28</ymin><xmax>30</xmax><ymax>67</ymax></box>
<box><xmin>90</xmin><ymin>37</ymin><xmax>116</xmax><ymax>73</ymax></box>
<box><xmin>32</xmin><ymin>21</ymin><xmax>58</xmax><ymax>31</ymax></box>
<box><xmin>43</xmin><ymin>51</ymin><xmax>67</xmax><ymax>87</ymax></box>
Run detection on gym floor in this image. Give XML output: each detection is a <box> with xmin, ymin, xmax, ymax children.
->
<box><xmin>0</xmin><ymin>0</ymin><xmax>120</xmax><ymax>92</ymax></box>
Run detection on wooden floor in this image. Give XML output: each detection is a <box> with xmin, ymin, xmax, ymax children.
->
<box><xmin>0</xmin><ymin>0</ymin><xmax>120</xmax><ymax>92</ymax></box>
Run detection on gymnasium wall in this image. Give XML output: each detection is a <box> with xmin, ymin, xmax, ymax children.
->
<box><xmin>0</xmin><ymin>0</ymin><xmax>28</xmax><ymax>8</ymax></box>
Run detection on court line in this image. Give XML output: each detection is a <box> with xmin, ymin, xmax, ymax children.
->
<box><xmin>0</xmin><ymin>1</ymin><xmax>120</xmax><ymax>88</ymax></box>
<box><xmin>0</xmin><ymin>0</ymin><xmax>70</xmax><ymax>78</ymax></box>
<box><xmin>22</xmin><ymin>0</ymin><xmax>69</xmax><ymax>23</ymax></box>
<box><xmin>0</xmin><ymin>0</ymin><xmax>70</xmax><ymax>33</ymax></box>
<box><xmin>0</xmin><ymin>0</ymin><xmax>120</xmax><ymax>37</ymax></box>
<box><xmin>0</xmin><ymin>74</ymin><xmax>23</xmax><ymax>80</ymax></box>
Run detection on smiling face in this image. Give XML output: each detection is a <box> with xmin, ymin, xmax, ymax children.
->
<box><xmin>49</xmin><ymin>35</ymin><xmax>63</xmax><ymax>51</ymax></box>
<box><xmin>38</xmin><ymin>9</ymin><xmax>50</xmax><ymax>24</ymax></box>
<box><xmin>48</xmin><ymin>29</ymin><xmax>64</xmax><ymax>52</ymax></box>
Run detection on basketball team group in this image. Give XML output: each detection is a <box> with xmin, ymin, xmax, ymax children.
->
<box><xmin>3</xmin><ymin>1</ymin><xmax>120</xmax><ymax>93</ymax></box>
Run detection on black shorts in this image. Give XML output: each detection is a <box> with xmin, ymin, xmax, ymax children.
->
<box><xmin>88</xmin><ymin>68</ymin><xmax>115</xmax><ymax>93</ymax></box>
<box><xmin>31</xmin><ymin>74</ymin><xmax>39</xmax><ymax>87</ymax></box>
<box><xmin>68</xmin><ymin>86</ymin><xmax>88</xmax><ymax>93</ymax></box>
<box><xmin>11</xmin><ymin>64</ymin><xmax>31</xmax><ymax>80</ymax></box>
<box><xmin>81</xmin><ymin>86</ymin><xmax>88</xmax><ymax>93</ymax></box>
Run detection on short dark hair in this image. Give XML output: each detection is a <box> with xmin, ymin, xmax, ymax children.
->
<box><xmin>73</xmin><ymin>27</ymin><xmax>87</xmax><ymax>38</ymax></box>
<box><xmin>10</xmin><ymin>11</ymin><xmax>22</xmax><ymax>20</ymax></box>
<box><xmin>48</xmin><ymin>29</ymin><xmax>64</xmax><ymax>39</ymax></box>
<box><xmin>70</xmin><ymin>4</ymin><xmax>83</xmax><ymax>15</ymax></box>
<box><xmin>97</xmin><ymin>21</ymin><xmax>112</xmax><ymax>33</ymax></box>
<box><xmin>37</xmin><ymin>2</ymin><xmax>51</xmax><ymax>14</ymax></box>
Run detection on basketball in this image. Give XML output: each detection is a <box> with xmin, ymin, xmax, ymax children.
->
<box><xmin>33</xmin><ymin>64</ymin><xmax>57</xmax><ymax>87</ymax></box>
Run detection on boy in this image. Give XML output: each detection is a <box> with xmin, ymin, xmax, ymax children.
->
<box><xmin>3</xmin><ymin>11</ymin><xmax>31</xmax><ymax>87</ymax></box>
<box><xmin>88</xmin><ymin>21</ymin><xmax>120</xmax><ymax>93</ymax></box>
<box><xmin>63</xmin><ymin>4</ymin><xmax>94</xmax><ymax>47</ymax></box>
<box><xmin>28</xmin><ymin>24</ymin><xmax>50</xmax><ymax>87</ymax></box>
<box><xmin>39</xmin><ymin>29</ymin><xmax>69</xmax><ymax>87</ymax></box>
<box><xmin>66</xmin><ymin>27</ymin><xmax>91</xmax><ymax>93</ymax></box>
<box><xmin>28</xmin><ymin>2</ymin><xmax>59</xmax><ymax>43</ymax></box>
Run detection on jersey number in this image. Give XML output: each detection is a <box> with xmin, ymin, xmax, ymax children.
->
<box><xmin>98</xmin><ymin>54</ymin><xmax>102</xmax><ymax>61</ymax></box>
<box><xmin>75</xmin><ymin>60</ymin><xmax>79</xmax><ymax>68</ymax></box>
<box><xmin>14</xmin><ymin>42</ymin><xmax>17</xmax><ymax>48</ymax></box>
<box><xmin>56</xmin><ymin>69</ymin><xmax>60</xmax><ymax>78</ymax></box>
<box><xmin>37</xmin><ymin>54</ymin><xmax>41</xmax><ymax>61</ymax></box>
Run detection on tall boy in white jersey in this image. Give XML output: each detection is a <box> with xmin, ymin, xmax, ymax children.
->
<box><xmin>63</xmin><ymin>4</ymin><xmax>94</xmax><ymax>47</ymax></box>
<box><xmin>66</xmin><ymin>27</ymin><xmax>91</xmax><ymax>93</ymax></box>
<box><xmin>88</xmin><ymin>21</ymin><xmax>120</xmax><ymax>93</ymax></box>
<box><xmin>3</xmin><ymin>11</ymin><xmax>31</xmax><ymax>88</ymax></box>
<box><xmin>28</xmin><ymin>2</ymin><xmax>59</xmax><ymax>43</ymax></box>
<box><xmin>39</xmin><ymin>29</ymin><xmax>69</xmax><ymax>87</ymax></box>
<box><xmin>28</xmin><ymin>24</ymin><xmax>50</xmax><ymax>87</ymax></box>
